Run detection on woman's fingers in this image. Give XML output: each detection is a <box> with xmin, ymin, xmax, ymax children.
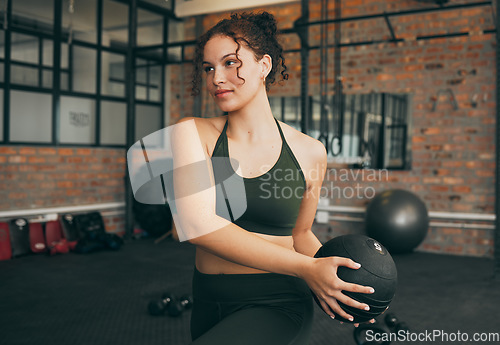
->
<box><xmin>322</xmin><ymin>297</ymin><xmax>355</xmax><ymax>322</ymax></box>
<box><xmin>310</xmin><ymin>257</ymin><xmax>379</xmax><ymax>323</ymax></box>
<box><xmin>321</xmin><ymin>292</ymin><xmax>376</xmax><ymax>323</ymax></box>
<box><xmin>340</xmin><ymin>281</ymin><xmax>375</xmax><ymax>296</ymax></box>
<box><xmin>318</xmin><ymin>299</ymin><xmax>335</xmax><ymax>319</ymax></box>
<box><xmin>316</xmin><ymin>290</ymin><xmax>354</xmax><ymax>321</ymax></box>
<box><xmin>332</xmin><ymin>256</ymin><xmax>361</xmax><ymax>270</ymax></box>
<box><xmin>330</xmin><ymin>258</ymin><xmax>375</xmax><ymax>295</ymax></box>
<box><xmin>335</xmin><ymin>292</ymin><xmax>370</xmax><ymax>311</ymax></box>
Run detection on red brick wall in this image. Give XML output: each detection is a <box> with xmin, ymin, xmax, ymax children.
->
<box><xmin>0</xmin><ymin>146</ymin><xmax>126</xmax><ymax>235</ymax></box>
<box><xmin>169</xmin><ymin>0</ymin><xmax>496</xmax><ymax>257</ymax></box>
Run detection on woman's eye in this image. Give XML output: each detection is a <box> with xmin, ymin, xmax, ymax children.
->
<box><xmin>204</xmin><ymin>66</ymin><xmax>214</xmax><ymax>73</ymax></box>
<box><xmin>226</xmin><ymin>60</ymin><xmax>237</xmax><ymax>67</ymax></box>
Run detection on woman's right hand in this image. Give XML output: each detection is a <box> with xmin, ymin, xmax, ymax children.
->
<box><xmin>301</xmin><ymin>256</ymin><xmax>375</xmax><ymax>322</ymax></box>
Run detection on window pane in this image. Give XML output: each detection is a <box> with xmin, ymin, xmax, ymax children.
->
<box><xmin>11</xmin><ymin>33</ymin><xmax>38</xmax><ymax>64</ymax></box>
<box><xmin>72</xmin><ymin>45</ymin><xmax>96</xmax><ymax>93</ymax></box>
<box><xmin>12</xmin><ymin>0</ymin><xmax>54</xmax><ymax>34</ymax></box>
<box><xmin>141</xmin><ymin>0</ymin><xmax>173</xmax><ymax>11</ymax></box>
<box><xmin>43</xmin><ymin>39</ymin><xmax>53</xmax><ymax>66</ymax></box>
<box><xmin>136</xmin><ymin>59</ymin><xmax>148</xmax><ymax>100</ymax></box>
<box><xmin>102</xmin><ymin>52</ymin><xmax>125</xmax><ymax>97</ymax></box>
<box><xmin>43</xmin><ymin>70</ymin><xmax>53</xmax><ymax>88</ymax></box>
<box><xmin>136</xmin><ymin>86</ymin><xmax>147</xmax><ymax>100</ymax></box>
<box><xmin>149</xmin><ymin>65</ymin><xmax>162</xmax><ymax>102</ymax></box>
<box><xmin>0</xmin><ymin>90</ymin><xmax>3</xmax><ymax>141</ymax></box>
<box><xmin>0</xmin><ymin>62</ymin><xmax>4</xmax><ymax>82</ymax></box>
<box><xmin>167</xmin><ymin>47</ymin><xmax>182</xmax><ymax>63</ymax></box>
<box><xmin>61</xmin><ymin>71</ymin><xmax>69</xmax><ymax>91</ymax></box>
<box><xmin>135</xmin><ymin>104</ymin><xmax>161</xmax><ymax>141</ymax></box>
<box><xmin>284</xmin><ymin>97</ymin><xmax>301</xmax><ymax>124</ymax></box>
<box><xmin>100</xmin><ymin>101</ymin><xmax>126</xmax><ymax>145</ymax></box>
<box><xmin>136</xmin><ymin>59</ymin><xmax>147</xmax><ymax>83</ymax></box>
<box><xmin>61</xmin><ymin>43</ymin><xmax>69</xmax><ymax>69</ymax></box>
<box><xmin>62</xmin><ymin>0</ymin><xmax>97</xmax><ymax>44</ymax></box>
<box><xmin>59</xmin><ymin>96</ymin><xmax>96</xmax><ymax>144</ymax></box>
<box><xmin>11</xmin><ymin>65</ymin><xmax>38</xmax><ymax>86</ymax></box>
<box><xmin>149</xmin><ymin>88</ymin><xmax>159</xmax><ymax>102</ymax></box>
<box><xmin>0</xmin><ymin>29</ymin><xmax>4</xmax><ymax>58</ymax></box>
<box><xmin>269</xmin><ymin>97</ymin><xmax>282</xmax><ymax>119</ymax></box>
<box><xmin>168</xmin><ymin>19</ymin><xmax>185</xmax><ymax>43</ymax></box>
<box><xmin>10</xmin><ymin>91</ymin><xmax>52</xmax><ymax>143</ymax></box>
<box><xmin>102</xmin><ymin>0</ymin><xmax>128</xmax><ymax>48</ymax></box>
<box><xmin>137</xmin><ymin>9</ymin><xmax>162</xmax><ymax>46</ymax></box>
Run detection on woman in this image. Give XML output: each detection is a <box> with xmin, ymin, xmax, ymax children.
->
<box><xmin>173</xmin><ymin>11</ymin><xmax>374</xmax><ymax>345</ymax></box>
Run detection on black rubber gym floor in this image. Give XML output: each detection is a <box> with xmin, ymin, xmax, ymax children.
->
<box><xmin>1</xmin><ymin>238</ymin><xmax>499</xmax><ymax>345</ymax></box>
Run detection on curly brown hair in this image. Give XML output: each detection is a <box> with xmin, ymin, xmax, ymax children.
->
<box><xmin>191</xmin><ymin>11</ymin><xmax>288</xmax><ymax>96</ymax></box>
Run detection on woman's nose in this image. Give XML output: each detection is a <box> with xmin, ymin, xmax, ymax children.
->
<box><xmin>212</xmin><ymin>68</ymin><xmax>225</xmax><ymax>85</ymax></box>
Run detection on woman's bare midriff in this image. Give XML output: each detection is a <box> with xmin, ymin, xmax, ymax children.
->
<box><xmin>195</xmin><ymin>233</ymin><xmax>295</xmax><ymax>274</ymax></box>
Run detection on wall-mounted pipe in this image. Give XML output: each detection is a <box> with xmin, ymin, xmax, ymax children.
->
<box><xmin>0</xmin><ymin>202</ymin><xmax>125</xmax><ymax>222</ymax></box>
<box><xmin>319</xmin><ymin>215</ymin><xmax>495</xmax><ymax>230</ymax></box>
<box><xmin>316</xmin><ymin>204</ymin><xmax>495</xmax><ymax>222</ymax></box>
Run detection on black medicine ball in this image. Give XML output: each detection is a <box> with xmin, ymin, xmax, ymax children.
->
<box><xmin>313</xmin><ymin>234</ymin><xmax>398</xmax><ymax>323</ymax></box>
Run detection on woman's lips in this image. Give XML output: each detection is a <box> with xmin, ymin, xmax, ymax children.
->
<box><xmin>215</xmin><ymin>90</ymin><xmax>233</xmax><ymax>98</ymax></box>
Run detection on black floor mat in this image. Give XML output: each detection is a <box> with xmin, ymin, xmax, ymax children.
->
<box><xmin>1</xmin><ymin>238</ymin><xmax>499</xmax><ymax>345</ymax></box>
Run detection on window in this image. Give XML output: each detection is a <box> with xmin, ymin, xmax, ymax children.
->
<box><xmin>101</xmin><ymin>101</ymin><xmax>126</xmax><ymax>145</ymax></box>
<box><xmin>137</xmin><ymin>9</ymin><xmax>163</xmax><ymax>47</ymax></box>
<box><xmin>270</xmin><ymin>93</ymin><xmax>412</xmax><ymax>170</ymax></box>
<box><xmin>2</xmin><ymin>0</ymin><xmax>170</xmax><ymax>146</ymax></box>
<box><xmin>102</xmin><ymin>51</ymin><xmax>125</xmax><ymax>97</ymax></box>
<box><xmin>12</xmin><ymin>0</ymin><xmax>54</xmax><ymax>35</ymax></box>
<box><xmin>71</xmin><ymin>45</ymin><xmax>97</xmax><ymax>94</ymax></box>
<box><xmin>10</xmin><ymin>33</ymin><xmax>40</xmax><ymax>87</ymax></box>
<box><xmin>135</xmin><ymin>57</ymin><xmax>162</xmax><ymax>102</ymax></box>
<box><xmin>102</xmin><ymin>0</ymin><xmax>128</xmax><ymax>48</ymax></box>
<box><xmin>135</xmin><ymin>104</ymin><xmax>162</xmax><ymax>142</ymax></box>
<box><xmin>0</xmin><ymin>91</ymin><xmax>3</xmax><ymax>141</ymax></box>
<box><xmin>62</xmin><ymin>0</ymin><xmax>97</xmax><ymax>44</ymax></box>
<box><xmin>0</xmin><ymin>29</ymin><xmax>4</xmax><ymax>82</ymax></box>
<box><xmin>10</xmin><ymin>91</ymin><xmax>52</xmax><ymax>143</ymax></box>
<box><xmin>59</xmin><ymin>96</ymin><xmax>96</xmax><ymax>145</ymax></box>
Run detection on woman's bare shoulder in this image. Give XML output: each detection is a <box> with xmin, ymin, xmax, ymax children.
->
<box><xmin>278</xmin><ymin>120</ymin><xmax>327</xmax><ymax>185</ymax></box>
<box><xmin>278</xmin><ymin>121</ymin><xmax>326</xmax><ymax>161</ymax></box>
<box><xmin>176</xmin><ymin>116</ymin><xmax>226</xmax><ymax>132</ymax></box>
<box><xmin>174</xmin><ymin>116</ymin><xmax>228</xmax><ymax>155</ymax></box>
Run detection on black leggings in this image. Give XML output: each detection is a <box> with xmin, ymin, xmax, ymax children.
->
<box><xmin>190</xmin><ymin>267</ymin><xmax>314</xmax><ymax>345</ymax></box>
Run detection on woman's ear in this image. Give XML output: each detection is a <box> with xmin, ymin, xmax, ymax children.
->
<box><xmin>260</xmin><ymin>54</ymin><xmax>272</xmax><ymax>80</ymax></box>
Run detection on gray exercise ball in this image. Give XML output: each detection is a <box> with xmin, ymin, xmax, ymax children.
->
<box><xmin>365</xmin><ymin>189</ymin><xmax>429</xmax><ymax>254</ymax></box>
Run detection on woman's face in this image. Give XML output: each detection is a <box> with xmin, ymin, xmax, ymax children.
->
<box><xmin>202</xmin><ymin>35</ymin><xmax>268</xmax><ymax>113</ymax></box>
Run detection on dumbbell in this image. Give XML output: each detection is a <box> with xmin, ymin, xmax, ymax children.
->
<box><xmin>148</xmin><ymin>293</ymin><xmax>193</xmax><ymax>317</ymax></box>
<box><xmin>148</xmin><ymin>292</ymin><xmax>176</xmax><ymax>316</ymax></box>
<box><xmin>384</xmin><ymin>313</ymin><xmax>410</xmax><ymax>333</ymax></box>
<box><xmin>168</xmin><ymin>294</ymin><xmax>193</xmax><ymax>317</ymax></box>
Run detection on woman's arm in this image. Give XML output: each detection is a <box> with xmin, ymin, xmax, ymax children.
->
<box><xmin>292</xmin><ymin>139</ymin><xmax>328</xmax><ymax>257</ymax></box>
<box><xmin>292</xmin><ymin>139</ymin><xmax>375</xmax><ymax>322</ymax></box>
<box><xmin>189</xmin><ymin>222</ymin><xmax>314</xmax><ymax>278</ymax></box>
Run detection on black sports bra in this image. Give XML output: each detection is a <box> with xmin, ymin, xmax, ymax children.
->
<box><xmin>211</xmin><ymin>118</ymin><xmax>306</xmax><ymax>236</ymax></box>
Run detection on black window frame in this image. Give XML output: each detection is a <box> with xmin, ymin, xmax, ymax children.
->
<box><xmin>0</xmin><ymin>0</ymin><xmax>172</xmax><ymax>148</ymax></box>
